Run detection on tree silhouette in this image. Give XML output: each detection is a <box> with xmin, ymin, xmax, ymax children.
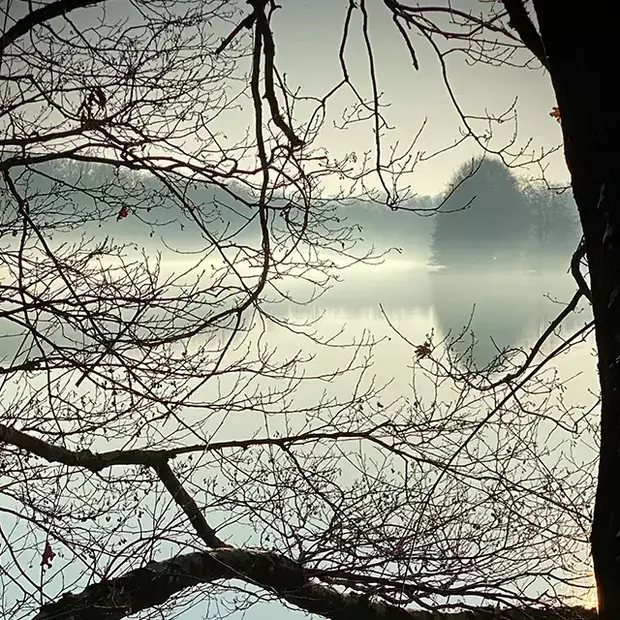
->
<box><xmin>0</xmin><ymin>1</ymin><xmax>611</xmax><ymax>619</ymax></box>
<box><xmin>430</xmin><ymin>158</ymin><xmax>531</xmax><ymax>269</ymax></box>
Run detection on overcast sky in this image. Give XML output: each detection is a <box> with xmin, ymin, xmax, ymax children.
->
<box><xmin>258</xmin><ymin>0</ymin><xmax>567</xmax><ymax>197</ymax></box>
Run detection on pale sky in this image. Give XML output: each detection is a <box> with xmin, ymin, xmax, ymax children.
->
<box><xmin>262</xmin><ymin>0</ymin><xmax>567</xmax><ymax>197</ymax></box>
<box><xmin>9</xmin><ymin>0</ymin><xmax>568</xmax><ymax>198</ymax></box>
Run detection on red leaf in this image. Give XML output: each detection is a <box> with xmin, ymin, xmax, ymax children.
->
<box><xmin>40</xmin><ymin>541</ymin><xmax>55</xmax><ymax>568</ymax></box>
<box><xmin>117</xmin><ymin>206</ymin><xmax>129</xmax><ymax>220</ymax></box>
<box><xmin>549</xmin><ymin>106</ymin><xmax>561</xmax><ymax>123</ymax></box>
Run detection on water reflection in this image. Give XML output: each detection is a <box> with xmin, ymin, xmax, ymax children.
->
<box><xmin>429</xmin><ymin>269</ymin><xmax>586</xmax><ymax>367</ymax></box>
<box><xmin>282</xmin><ymin>260</ymin><xmax>589</xmax><ymax>369</ymax></box>
<box><xmin>0</xmin><ymin>258</ymin><xmax>589</xmax><ymax>392</ymax></box>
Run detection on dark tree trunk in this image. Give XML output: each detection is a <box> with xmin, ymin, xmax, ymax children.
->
<box><xmin>533</xmin><ymin>4</ymin><xmax>620</xmax><ymax>617</ymax></box>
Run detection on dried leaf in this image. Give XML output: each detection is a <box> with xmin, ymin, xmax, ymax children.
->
<box><xmin>40</xmin><ymin>541</ymin><xmax>55</xmax><ymax>568</ymax></box>
<box><xmin>550</xmin><ymin>106</ymin><xmax>561</xmax><ymax>123</ymax></box>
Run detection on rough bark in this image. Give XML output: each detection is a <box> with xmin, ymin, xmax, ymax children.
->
<box><xmin>32</xmin><ymin>547</ymin><xmax>596</xmax><ymax>620</ymax></box>
<box><xmin>530</xmin><ymin>2</ymin><xmax>620</xmax><ymax>617</ymax></box>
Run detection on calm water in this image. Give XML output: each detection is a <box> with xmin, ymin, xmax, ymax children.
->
<box><xmin>0</xmin><ymin>258</ymin><xmax>599</xmax><ymax>617</ymax></box>
<box><xmin>226</xmin><ymin>260</ymin><xmax>599</xmax><ymax>618</ymax></box>
<box><xmin>271</xmin><ymin>260</ymin><xmax>594</xmax><ymax>408</ymax></box>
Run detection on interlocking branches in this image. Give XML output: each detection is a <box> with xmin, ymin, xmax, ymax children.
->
<box><xmin>33</xmin><ymin>547</ymin><xmax>598</xmax><ymax>620</ymax></box>
<box><xmin>0</xmin><ymin>1</ymin><xmax>597</xmax><ymax>620</ymax></box>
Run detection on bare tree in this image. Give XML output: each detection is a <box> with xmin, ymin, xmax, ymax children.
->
<box><xmin>0</xmin><ymin>1</ymin><xmax>607</xmax><ymax>619</ymax></box>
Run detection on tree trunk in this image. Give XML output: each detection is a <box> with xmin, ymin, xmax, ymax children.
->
<box><xmin>574</xmin><ymin>157</ymin><xmax>620</xmax><ymax>620</ymax></box>
<box><xmin>533</xmin><ymin>4</ymin><xmax>620</xmax><ymax>617</ymax></box>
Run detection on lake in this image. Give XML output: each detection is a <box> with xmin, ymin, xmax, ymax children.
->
<box><xmin>0</xmin><ymin>256</ymin><xmax>599</xmax><ymax>617</ymax></box>
<box><xmin>200</xmin><ymin>258</ymin><xmax>599</xmax><ymax>618</ymax></box>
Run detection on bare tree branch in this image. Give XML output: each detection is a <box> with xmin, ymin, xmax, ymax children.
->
<box><xmin>0</xmin><ymin>422</ymin><xmax>170</xmax><ymax>471</ymax></box>
<box><xmin>501</xmin><ymin>0</ymin><xmax>547</xmax><ymax>67</ymax></box>
<box><xmin>0</xmin><ymin>0</ymin><xmax>108</xmax><ymax>56</ymax></box>
<box><xmin>154</xmin><ymin>461</ymin><xmax>231</xmax><ymax>549</ymax></box>
<box><xmin>33</xmin><ymin>547</ymin><xmax>597</xmax><ymax>620</ymax></box>
<box><xmin>570</xmin><ymin>238</ymin><xmax>592</xmax><ymax>303</ymax></box>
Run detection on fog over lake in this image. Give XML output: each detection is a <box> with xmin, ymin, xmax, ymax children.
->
<box><xmin>194</xmin><ymin>255</ymin><xmax>598</xmax><ymax>619</ymax></box>
<box><xmin>0</xmin><ymin>158</ymin><xmax>597</xmax><ymax>618</ymax></box>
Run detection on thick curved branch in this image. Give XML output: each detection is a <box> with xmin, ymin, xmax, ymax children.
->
<box><xmin>0</xmin><ymin>0</ymin><xmax>108</xmax><ymax>56</ymax></box>
<box><xmin>214</xmin><ymin>9</ymin><xmax>257</xmax><ymax>54</ymax></box>
<box><xmin>254</xmin><ymin>3</ymin><xmax>304</xmax><ymax>148</ymax></box>
<box><xmin>0</xmin><ymin>420</ymin><xmax>402</xmax><ymax>473</ymax></box>
<box><xmin>0</xmin><ymin>423</ymin><xmax>228</xmax><ymax>547</ymax></box>
<box><xmin>501</xmin><ymin>0</ymin><xmax>547</xmax><ymax>68</ymax></box>
<box><xmin>570</xmin><ymin>237</ymin><xmax>592</xmax><ymax>303</ymax></box>
<box><xmin>32</xmin><ymin>547</ymin><xmax>597</xmax><ymax>620</ymax></box>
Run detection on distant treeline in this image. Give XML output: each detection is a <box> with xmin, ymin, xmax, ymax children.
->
<box><xmin>315</xmin><ymin>158</ymin><xmax>579</xmax><ymax>269</ymax></box>
<box><xmin>3</xmin><ymin>158</ymin><xmax>578</xmax><ymax>269</ymax></box>
<box><xmin>429</xmin><ymin>157</ymin><xmax>580</xmax><ymax>270</ymax></box>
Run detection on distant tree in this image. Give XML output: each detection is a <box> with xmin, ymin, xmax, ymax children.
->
<box><xmin>522</xmin><ymin>184</ymin><xmax>580</xmax><ymax>268</ymax></box>
<box><xmin>430</xmin><ymin>158</ymin><xmax>531</xmax><ymax>269</ymax></box>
